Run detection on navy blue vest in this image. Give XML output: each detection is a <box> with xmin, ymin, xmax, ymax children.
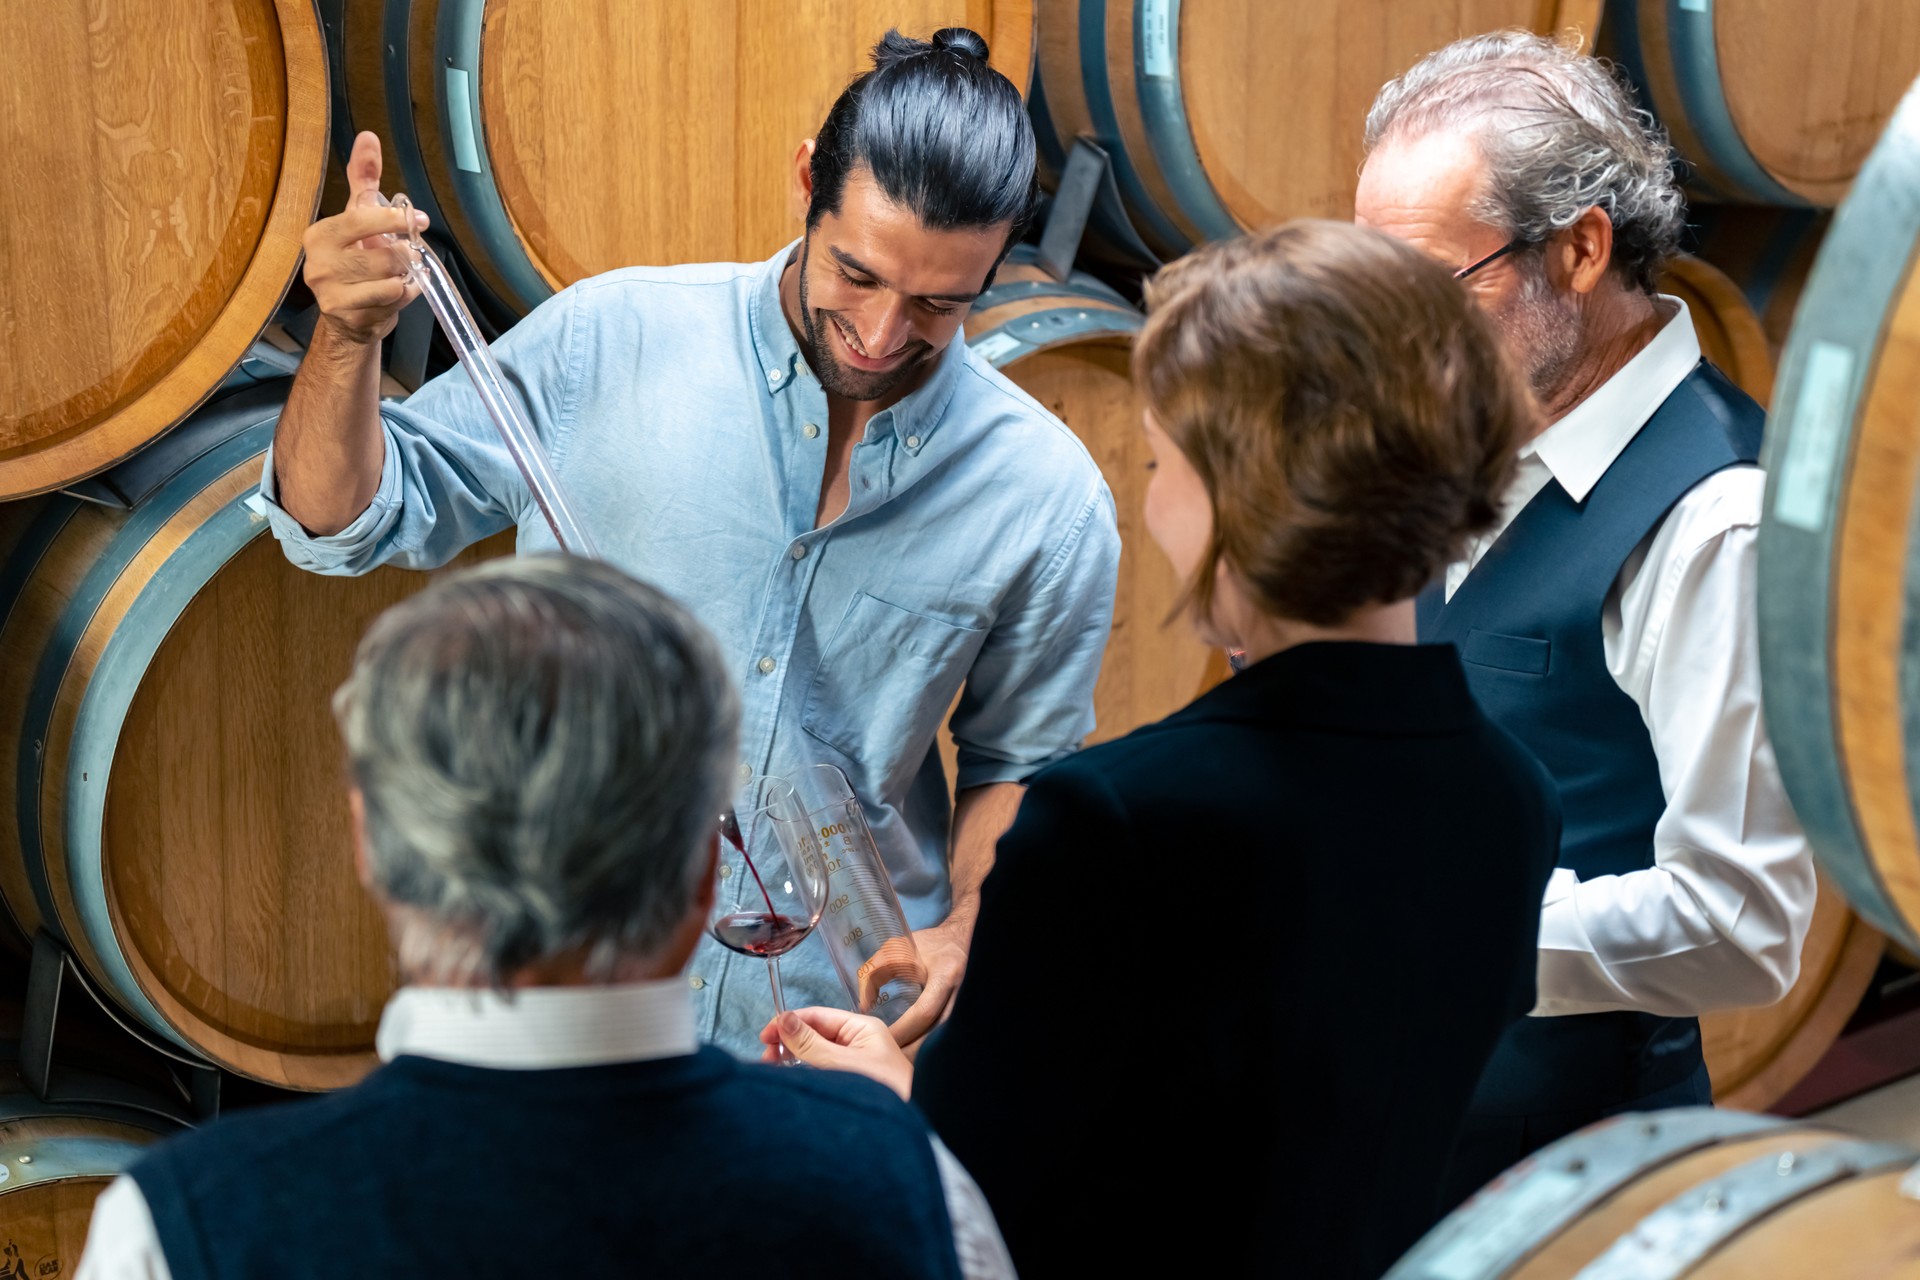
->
<box><xmin>1417</xmin><ymin>361</ymin><xmax>1764</xmax><ymax>1114</ymax></box>
<box><xmin>132</xmin><ymin>1046</ymin><xmax>964</xmax><ymax>1278</ymax></box>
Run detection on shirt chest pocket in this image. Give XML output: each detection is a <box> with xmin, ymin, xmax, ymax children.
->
<box><xmin>801</xmin><ymin>593</ymin><xmax>987</xmax><ymax>790</ymax></box>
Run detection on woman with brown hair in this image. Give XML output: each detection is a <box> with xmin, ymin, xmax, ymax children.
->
<box><xmin>766</xmin><ymin>220</ymin><xmax>1560</xmax><ymax>1278</ymax></box>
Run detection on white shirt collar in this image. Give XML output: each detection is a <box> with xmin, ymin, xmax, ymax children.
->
<box><xmin>1525</xmin><ymin>296</ymin><xmax>1702</xmax><ymax>503</ymax></box>
<box><xmin>375</xmin><ymin>979</ymin><xmax>698</xmax><ymax>1070</ymax></box>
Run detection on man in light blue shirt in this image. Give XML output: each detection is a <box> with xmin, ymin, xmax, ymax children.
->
<box><xmin>262</xmin><ymin>28</ymin><xmax>1118</xmax><ymax>1056</ymax></box>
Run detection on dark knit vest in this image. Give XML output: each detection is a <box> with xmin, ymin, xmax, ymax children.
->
<box><xmin>1417</xmin><ymin>361</ymin><xmax>1765</xmax><ymax>1114</ymax></box>
<box><xmin>132</xmin><ymin>1046</ymin><xmax>964</xmax><ymax>1278</ymax></box>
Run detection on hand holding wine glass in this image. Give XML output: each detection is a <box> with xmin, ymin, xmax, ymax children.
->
<box><xmin>710</xmin><ymin>780</ymin><xmax>828</xmax><ymax>1064</ymax></box>
<box><xmin>759</xmin><ymin>1007</ymin><xmax>914</xmax><ymax>1099</ymax></box>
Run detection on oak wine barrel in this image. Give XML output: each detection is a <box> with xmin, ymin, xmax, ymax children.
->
<box><xmin>1757</xmin><ymin>77</ymin><xmax>1920</xmax><ymax>954</ymax></box>
<box><xmin>0</xmin><ymin>0</ymin><xmax>329</xmax><ymax>501</ymax></box>
<box><xmin>1687</xmin><ymin>206</ymin><xmax>1829</xmax><ymax>365</ymax></box>
<box><xmin>1029</xmin><ymin>0</ymin><xmax>1602</xmax><ymax>264</ymax></box>
<box><xmin>1605</xmin><ymin>0</ymin><xmax>1920</xmax><ymax>205</ymax></box>
<box><xmin>1389</xmin><ymin>1108</ymin><xmax>1920</xmax><ymax>1278</ymax></box>
<box><xmin>327</xmin><ymin>0</ymin><xmax>1035</xmax><ymax>319</ymax></box>
<box><xmin>0</xmin><ymin>1091</ymin><xmax>177</xmax><ymax>1273</ymax></box>
<box><xmin>966</xmin><ymin>248</ymin><xmax>1215</xmax><ymax>742</ymax></box>
<box><xmin>1700</xmin><ymin>870</ymin><xmax>1882</xmax><ymax>1110</ymax></box>
<box><xmin>0</xmin><ymin>382</ymin><xmax>511</xmax><ymax>1091</ymax></box>
<box><xmin>1662</xmin><ymin>252</ymin><xmax>1775</xmax><ymax>404</ymax></box>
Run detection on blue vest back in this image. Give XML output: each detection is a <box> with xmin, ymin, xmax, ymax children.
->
<box><xmin>1418</xmin><ymin>361</ymin><xmax>1764</xmax><ymax>1113</ymax></box>
<box><xmin>131</xmin><ymin>1046</ymin><xmax>964</xmax><ymax>1279</ymax></box>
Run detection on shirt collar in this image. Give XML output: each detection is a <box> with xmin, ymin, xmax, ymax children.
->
<box><xmin>375</xmin><ymin>979</ymin><xmax>697</xmax><ymax>1070</ymax></box>
<box><xmin>750</xmin><ymin>242</ymin><xmax>807</xmax><ymax>395</ymax></box>
<box><xmin>1525</xmin><ymin>295</ymin><xmax>1702</xmax><ymax>503</ymax></box>
<box><xmin>748</xmin><ymin>239</ymin><xmax>966</xmax><ymax>456</ymax></box>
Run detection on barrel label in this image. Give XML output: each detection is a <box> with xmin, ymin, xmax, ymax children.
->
<box><xmin>447</xmin><ymin>68</ymin><xmax>483</xmax><ymax>174</ymax></box>
<box><xmin>1774</xmin><ymin>340</ymin><xmax>1857</xmax><ymax>533</ymax></box>
<box><xmin>1141</xmin><ymin>0</ymin><xmax>1174</xmax><ymax>79</ymax></box>
<box><xmin>969</xmin><ymin>331</ymin><xmax>1025</xmax><ymax>367</ymax></box>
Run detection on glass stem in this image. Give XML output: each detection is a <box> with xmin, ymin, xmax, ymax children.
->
<box><xmin>765</xmin><ymin>956</ymin><xmax>786</xmax><ymax>1013</ymax></box>
<box><xmin>766</xmin><ymin>958</ymin><xmax>795</xmax><ymax>1066</ymax></box>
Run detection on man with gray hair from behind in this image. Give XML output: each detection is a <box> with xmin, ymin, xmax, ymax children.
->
<box><xmin>76</xmin><ymin>556</ymin><xmax>1012</xmax><ymax>1279</ymax></box>
<box><xmin>1355</xmin><ymin>30</ymin><xmax>1815</xmax><ymax>1205</ymax></box>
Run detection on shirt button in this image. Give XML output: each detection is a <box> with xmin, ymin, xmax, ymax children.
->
<box><xmin>802</xmin><ymin>422</ymin><xmax>820</xmax><ymax>439</ymax></box>
<box><xmin>738</xmin><ymin>762</ymin><xmax>753</xmax><ymax>781</ymax></box>
<box><xmin>767</xmin><ymin>369</ymin><xmax>782</xmax><ymax>385</ymax></box>
<box><xmin>790</xmin><ymin>543</ymin><xmax>808</xmax><ymax>560</ymax></box>
<box><xmin>719</xmin><ymin>864</ymin><xmax>733</xmax><ymax>880</ymax></box>
<box><xmin>757</xmin><ymin>656</ymin><xmax>776</xmax><ymax>675</ymax></box>
<box><xmin>689</xmin><ymin>976</ymin><xmax>706</xmax><ymax>990</ymax></box>
<box><xmin>905</xmin><ymin>435</ymin><xmax>921</xmax><ymax>449</ymax></box>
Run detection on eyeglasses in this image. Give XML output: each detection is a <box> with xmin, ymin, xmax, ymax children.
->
<box><xmin>1454</xmin><ymin>238</ymin><xmax>1528</xmax><ymax>281</ymax></box>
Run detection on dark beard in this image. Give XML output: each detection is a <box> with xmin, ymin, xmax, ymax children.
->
<box><xmin>797</xmin><ymin>238</ymin><xmax>935</xmax><ymax>402</ymax></box>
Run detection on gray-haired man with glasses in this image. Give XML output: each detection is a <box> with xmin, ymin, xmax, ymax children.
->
<box><xmin>1355</xmin><ymin>32</ymin><xmax>1815</xmax><ymax>1202</ymax></box>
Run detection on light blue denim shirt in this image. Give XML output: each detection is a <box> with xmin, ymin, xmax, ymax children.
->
<box><xmin>259</xmin><ymin>245</ymin><xmax>1119</xmax><ymax>1055</ymax></box>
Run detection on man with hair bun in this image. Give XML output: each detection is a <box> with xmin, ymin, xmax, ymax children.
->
<box><xmin>1356</xmin><ymin>31</ymin><xmax>1816</xmax><ymax>1198</ymax></box>
<box><xmin>767</xmin><ymin>220</ymin><xmax>1563</xmax><ymax>1278</ymax></box>
<box><xmin>260</xmin><ymin>29</ymin><xmax>1119</xmax><ymax>1056</ymax></box>
<box><xmin>77</xmin><ymin>556</ymin><xmax>1015</xmax><ymax>1278</ymax></box>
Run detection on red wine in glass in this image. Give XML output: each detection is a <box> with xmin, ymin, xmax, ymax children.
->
<box><xmin>711</xmin><ymin>911</ymin><xmax>813</xmax><ymax>958</ymax></box>
<box><xmin>718</xmin><ymin>808</ymin><xmax>780</xmax><ymax>917</ymax></box>
<box><xmin>714</xmin><ymin>796</ymin><xmax>826</xmax><ymax>1065</ymax></box>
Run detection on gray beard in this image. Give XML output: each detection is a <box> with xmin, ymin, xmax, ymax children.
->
<box><xmin>1498</xmin><ymin>270</ymin><xmax>1583</xmax><ymax>404</ymax></box>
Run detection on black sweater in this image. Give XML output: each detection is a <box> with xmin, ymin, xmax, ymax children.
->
<box><xmin>914</xmin><ymin>641</ymin><xmax>1561</xmax><ymax>1279</ymax></box>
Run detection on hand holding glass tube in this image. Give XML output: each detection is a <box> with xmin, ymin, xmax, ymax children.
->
<box><xmin>373</xmin><ymin>192</ymin><xmax>600</xmax><ymax>558</ymax></box>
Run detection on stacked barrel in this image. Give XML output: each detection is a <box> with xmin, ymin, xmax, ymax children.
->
<box><xmin>15</xmin><ymin>0</ymin><xmax>1920</xmax><ymax>1267</ymax></box>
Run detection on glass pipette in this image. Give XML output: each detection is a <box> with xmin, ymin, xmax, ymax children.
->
<box><xmin>376</xmin><ymin>193</ymin><xmax>600</xmax><ymax>558</ymax></box>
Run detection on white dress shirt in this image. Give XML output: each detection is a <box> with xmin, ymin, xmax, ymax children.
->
<box><xmin>78</xmin><ymin>981</ymin><xmax>1015</xmax><ymax>1279</ymax></box>
<box><xmin>1446</xmin><ymin>297</ymin><xmax>1816</xmax><ymax>1020</ymax></box>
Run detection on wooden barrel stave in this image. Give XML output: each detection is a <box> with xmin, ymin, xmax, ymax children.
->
<box><xmin>1757</xmin><ymin>79</ymin><xmax>1920</xmax><ymax>953</ymax></box>
<box><xmin>0</xmin><ymin>384</ymin><xmax>512</xmax><ymax>1089</ymax></box>
<box><xmin>1033</xmin><ymin>1</ymin><xmax>1603</xmax><ymax>264</ymax></box>
<box><xmin>1661</xmin><ymin>252</ymin><xmax>1775</xmax><ymax>404</ymax></box>
<box><xmin>1688</xmin><ymin>206</ymin><xmax>1830</xmax><ymax>363</ymax></box>
<box><xmin>1695</xmin><ymin>1167</ymin><xmax>1915</xmax><ymax>1279</ymax></box>
<box><xmin>336</xmin><ymin>0</ymin><xmax>1035</xmax><ymax>319</ymax></box>
<box><xmin>1701</xmin><ymin>869</ymin><xmax>1883</xmax><ymax>1109</ymax></box>
<box><xmin>0</xmin><ymin>0</ymin><xmax>329</xmax><ymax>501</ymax></box>
<box><xmin>965</xmin><ymin>250</ymin><xmax>1215</xmax><ymax>744</ymax></box>
<box><xmin>1608</xmin><ymin>0</ymin><xmax>1920</xmax><ymax>206</ymax></box>
<box><xmin>1388</xmin><ymin>1109</ymin><xmax>1920</xmax><ymax>1278</ymax></box>
<box><xmin>0</xmin><ymin>1095</ymin><xmax>175</xmax><ymax>1274</ymax></box>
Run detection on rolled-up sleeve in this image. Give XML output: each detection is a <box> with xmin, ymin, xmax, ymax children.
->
<box><xmin>948</xmin><ymin>479</ymin><xmax>1119</xmax><ymax>790</ymax></box>
<box><xmin>258</xmin><ymin>286</ymin><xmax>584</xmax><ymax>575</ymax></box>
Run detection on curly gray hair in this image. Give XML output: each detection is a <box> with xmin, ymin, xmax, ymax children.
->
<box><xmin>1364</xmin><ymin>30</ymin><xmax>1684</xmax><ymax>292</ymax></box>
<box><xmin>334</xmin><ymin>555</ymin><xmax>739</xmax><ymax>986</ymax></box>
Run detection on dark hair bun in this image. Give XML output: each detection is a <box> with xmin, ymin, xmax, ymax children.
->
<box><xmin>814</xmin><ymin>26</ymin><xmax>1035</xmax><ymax>236</ymax></box>
<box><xmin>873</xmin><ymin>27</ymin><xmax>990</xmax><ymax>69</ymax></box>
<box><xmin>932</xmin><ymin>27</ymin><xmax>989</xmax><ymax>61</ymax></box>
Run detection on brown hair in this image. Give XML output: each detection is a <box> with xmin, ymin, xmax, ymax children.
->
<box><xmin>1135</xmin><ymin>220</ymin><xmax>1533</xmax><ymax>628</ymax></box>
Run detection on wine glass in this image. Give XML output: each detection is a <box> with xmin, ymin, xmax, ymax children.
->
<box><xmin>711</xmin><ymin>778</ymin><xmax>828</xmax><ymax>1063</ymax></box>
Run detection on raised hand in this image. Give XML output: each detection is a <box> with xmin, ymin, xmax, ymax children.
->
<box><xmin>300</xmin><ymin>131</ymin><xmax>429</xmax><ymax>344</ymax></box>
